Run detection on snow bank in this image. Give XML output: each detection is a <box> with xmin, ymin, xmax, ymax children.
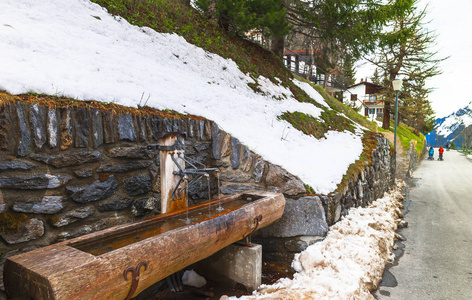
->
<box><xmin>226</xmin><ymin>182</ymin><xmax>404</xmax><ymax>300</ymax></box>
<box><xmin>0</xmin><ymin>0</ymin><xmax>364</xmax><ymax>194</ymax></box>
<box><xmin>182</xmin><ymin>270</ymin><xmax>207</xmax><ymax>288</ymax></box>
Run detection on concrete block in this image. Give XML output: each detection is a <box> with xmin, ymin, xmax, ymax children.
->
<box><xmin>195</xmin><ymin>243</ymin><xmax>262</xmax><ymax>291</ymax></box>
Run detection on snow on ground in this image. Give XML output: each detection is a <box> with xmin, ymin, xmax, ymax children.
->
<box><xmin>224</xmin><ymin>182</ymin><xmax>404</xmax><ymax>300</ymax></box>
<box><xmin>0</xmin><ymin>0</ymin><xmax>363</xmax><ymax>194</ymax></box>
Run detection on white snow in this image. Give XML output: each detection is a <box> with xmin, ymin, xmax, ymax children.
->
<box><xmin>0</xmin><ymin>0</ymin><xmax>363</xmax><ymax>194</ymax></box>
<box><xmin>182</xmin><ymin>269</ymin><xmax>207</xmax><ymax>288</ymax></box>
<box><xmin>224</xmin><ymin>182</ymin><xmax>404</xmax><ymax>300</ymax></box>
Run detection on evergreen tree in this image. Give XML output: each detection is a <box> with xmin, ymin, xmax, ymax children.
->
<box><xmin>365</xmin><ymin>0</ymin><xmax>445</xmax><ymax>130</ymax></box>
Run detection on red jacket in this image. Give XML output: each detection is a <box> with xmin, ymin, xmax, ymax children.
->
<box><xmin>439</xmin><ymin>147</ymin><xmax>444</xmax><ymax>154</ymax></box>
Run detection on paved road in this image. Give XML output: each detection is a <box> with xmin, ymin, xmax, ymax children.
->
<box><xmin>374</xmin><ymin>149</ymin><xmax>472</xmax><ymax>300</ymax></box>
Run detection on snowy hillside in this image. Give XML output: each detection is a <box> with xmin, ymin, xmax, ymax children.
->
<box><xmin>426</xmin><ymin>102</ymin><xmax>472</xmax><ymax>147</ymax></box>
<box><xmin>0</xmin><ymin>0</ymin><xmax>364</xmax><ymax>194</ymax></box>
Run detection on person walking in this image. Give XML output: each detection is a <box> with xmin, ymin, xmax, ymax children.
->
<box><xmin>429</xmin><ymin>147</ymin><xmax>434</xmax><ymax>160</ymax></box>
<box><xmin>439</xmin><ymin>146</ymin><xmax>444</xmax><ymax>161</ymax></box>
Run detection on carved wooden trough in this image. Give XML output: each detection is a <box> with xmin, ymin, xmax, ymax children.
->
<box><xmin>4</xmin><ymin>191</ymin><xmax>285</xmax><ymax>300</ymax></box>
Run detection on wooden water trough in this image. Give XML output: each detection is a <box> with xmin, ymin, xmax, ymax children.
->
<box><xmin>4</xmin><ymin>191</ymin><xmax>285</xmax><ymax>300</ymax></box>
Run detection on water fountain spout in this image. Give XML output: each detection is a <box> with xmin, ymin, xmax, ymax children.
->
<box><xmin>146</xmin><ymin>132</ymin><xmax>220</xmax><ymax>214</ymax></box>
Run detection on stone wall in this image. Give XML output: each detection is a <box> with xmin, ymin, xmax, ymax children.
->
<box><xmin>0</xmin><ymin>97</ymin><xmax>308</xmax><ymax>292</ymax></box>
<box><xmin>0</xmin><ymin>97</ymin><xmax>397</xmax><ymax>293</ymax></box>
<box><xmin>255</xmin><ymin>134</ymin><xmax>396</xmax><ymax>258</ymax></box>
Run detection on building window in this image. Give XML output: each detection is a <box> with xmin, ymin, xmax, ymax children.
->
<box><xmin>351</xmin><ymin>94</ymin><xmax>358</xmax><ymax>101</ymax></box>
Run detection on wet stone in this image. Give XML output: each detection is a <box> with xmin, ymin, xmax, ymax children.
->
<box><xmin>219</xmin><ymin>172</ymin><xmax>251</xmax><ymax>183</ymax></box>
<box><xmin>230</xmin><ymin>136</ymin><xmax>240</xmax><ymax>169</ymax></box>
<box><xmin>204</xmin><ymin>120</ymin><xmax>212</xmax><ymax>140</ymax></box>
<box><xmin>59</xmin><ymin>107</ymin><xmax>73</xmax><ymax>150</ymax></box>
<box><xmin>220</xmin><ymin>184</ymin><xmax>262</xmax><ymax>195</ymax></box>
<box><xmin>98</xmin><ymin>197</ymin><xmax>134</xmax><ymax>211</ymax></box>
<box><xmin>107</xmin><ymin>147</ymin><xmax>156</xmax><ymax>159</ymax></box>
<box><xmin>172</xmin><ymin>118</ymin><xmax>179</xmax><ymax>132</ymax></box>
<box><xmin>51</xmin><ymin>206</ymin><xmax>95</xmax><ymax>227</ymax></box>
<box><xmin>261</xmin><ymin>196</ymin><xmax>328</xmax><ymax>238</ymax></box>
<box><xmin>240</xmin><ymin>146</ymin><xmax>253</xmax><ymax>172</ymax></box>
<box><xmin>187</xmin><ymin>119</ymin><xmax>195</xmax><ymax>138</ymax></box>
<box><xmin>265</xmin><ymin>163</ymin><xmax>306</xmax><ymax>196</ymax></box>
<box><xmin>212</xmin><ymin>124</ymin><xmax>221</xmax><ymax>159</ymax></box>
<box><xmin>31</xmin><ymin>151</ymin><xmax>101</xmax><ymax>168</ymax></box>
<box><xmin>137</xmin><ymin>115</ymin><xmax>147</xmax><ymax>142</ymax></box>
<box><xmin>193</xmin><ymin>141</ymin><xmax>210</xmax><ymax>153</ymax></box>
<box><xmin>57</xmin><ymin>216</ymin><xmax>129</xmax><ymax>241</ymax></box>
<box><xmin>74</xmin><ymin>169</ymin><xmax>94</xmax><ymax>178</ymax></box>
<box><xmin>118</xmin><ymin>113</ymin><xmax>137</xmax><ymax>141</ymax></box>
<box><xmin>102</xmin><ymin>110</ymin><xmax>116</xmax><ymax>144</ymax></box>
<box><xmin>0</xmin><ymin>160</ymin><xmax>35</xmax><ymax>171</ymax></box>
<box><xmin>199</xmin><ymin>120</ymin><xmax>205</xmax><ymax>140</ymax></box>
<box><xmin>0</xmin><ymin>103</ymin><xmax>10</xmax><ymax>150</ymax></box>
<box><xmin>30</xmin><ymin>104</ymin><xmax>46</xmax><ymax>149</ymax></box>
<box><xmin>132</xmin><ymin>197</ymin><xmax>157</xmax><ymax>217</ymax></box>
<box><xmin>253</xmin><ymin>158</ymin><xmax>265</xmax><ymax>184</ymax></box>
<box><xmin>148</xmin><ymin>116</ymin><xmax>161</xmax><ymax>140</ymax></box>
<box><xmin>47</xmin><ymin>107</ymin><xmax>58</xmax><ymax>148</ymax></box>
<box><xmin>284</xmin><ymin>239</ymin><xmax>308</xmax><ymax>253</ymax></box>
<box><xmin>75</xmin><ymin>107</ymin><xmax>90</xmax><ymax>147</ymax></box>
<box><xmin>0</xmin><ymin>174</ymin><xmax>71</xmax><ymax>189</ymax></box>
<box><xmin>162</xmin><ymin>117</ymin><xmax>172</xmax><ymax>132</ymax></box>
<box><xmin>68</xmin><ymin>175</ymin><xmax>118</xmax><ymax>203</ymax></box>
<box><xmin>17</xmin><ymin>102</ymin><xmax>31</xmax><ymax>157</ymax></box>
<box><xmin>0</xmin><ymin>218</ymin><xmax>44</xmax><ymax>244</ymax></box>
<box><xmin>97</xmin><ymin>161</ymin><xmax>152</xmax><ymax>173</ymax></box>
<box><xmin>12</xmin><ymin>196</ymin><xmax>65</xmax><ymax>214</ymax></box>
<box><xmin>124</xmin><ymin>174</ymin><xmax>152</xmax><ymax>196</ymax></box>
<box><xmin>91</xmin><ymin>109</ymin><xmax>103</xmax><ymax>148</ymax></box>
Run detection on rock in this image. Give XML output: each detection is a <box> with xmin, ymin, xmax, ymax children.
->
<box><xmin>75</xmin><ymin>107</ymin><xmax>90</xmax><ymax>147</ymax></box>
<box><xmin>97</xmin><ymin>161</ymin><xmax>153</xmax><ymax>173</ymax></box>
<box><xmin>0</xmin><ymin>174</ymin><xmax>71</xmax><ymax>189</ymax></box>
<box><xmin>212</xmin><ymin>124</ymin><xmax>222</xmax><ymax>159</ymax></box>
<box><xmin>253</xmin><ymin>158</ymin><xmax>265</xmax><ymax>184</ymax></box>
<box><xmin>261</xmin><ymin>196</ymin><xmax>328</xmax><ymax>238</ymax></box>
<box><xmin>107</xmin><ymin>147</ymin><xmax>156</xmax><ymax>159</ymax></box>
<box><xmin>30</xmin><ymin>104</ymin><xmax>46</xmax><ymax>149</ymax></box>
<box><xmin>59</xmin><ymin>107</ymin><xmax>73</xmax><ymax>150</ymax></box>
<box><xmin>98</xmin><ymin>197</ymin><xmax>134</xmax><ymax>211</ymax></box>
<box><xmin>264</xmin><ymin>163</ymin><xmax>306</xmax><ymax>196</ymax></box>
<box><xmin>132</xmin><ymin>197</ymin><xmax>157</xmax><ymax>217</ymax></box>
<box><xmin>47</xmin><ymin>107</ymin><xmax>58</xmax><ymax>148</ymax></box>
<box><xmin>118</xmin><ymin>113</ymin><xmax>137</xmax><ymax>141</ymax></box>
<box><xmin>219</xmin><ymin>172</ymin><xmax>251</xmax><ymax>183</ymax></box>
<box><xmin>204</xmin><ymin>120</ymin><xmax>212</xmax><ymax>140</ymax></box>
<box><xmin>124</xmin><ymin>174</ymin><xmax>152</xmax><ymax>196</ymax></box>
<box><xmin>240</xmin><ymin>146</ymin><xmax>253</xmax><ymax>172</ymax></box>
<box><xmin>187</xmin><ymin>119</ymin><xmax>195</xmax><ymax>138</ymax></box>
<box><xmin>102</xmin><ymin>110</ymin><xmax>116</xmax><ymax>144</ymax></box>
<box><xmin>50</xmin><ymin>206</ymin><xmax>95</xmax><ymax>227</ymax></box>
<box><xmin>193</xmin><ymin>141</ymin><xmax>210</xmax><ymax>153</ymax></box>
<box><xmin>31</xmin><ymin>151</ymin><xmax>101</xmax><ymax>168</ymax></box>
<box><xmin>172</xmin><ymin>118</ymin><xmax>180</xmax><ymax>132</ymax></box>
<box><xmin>91</xmin><ymin>109</ymin><xmax>104</xmax><ymax>148</ymax></box>
<box><xmin>137</xmin><ymin>115</ymin><xmax>147</xmax><ymax>142</ymax></box>
<box><xmin>148</xmin><ymin>116</ymin><xmax>162</xmax><ymax>140</ymax></box>
<box><xmin>57</xmin><ymin>216</ymin><xmax>129</xmax><ymax>241</ymax></box>
<box><xmin>230</xmin><ymin>137</ymin><xmax>240</xmax><ymax>169</ymax></box>
<box><xmin>162</xmin><ymin>117</ymin><xmax>172</xmax><ymax>132</ymax></box>
<box><xmin>0</xmin><ymin>203</ymin><xmax>5</xmax><ymax>213</ymax></box>
<box><xmin>17</xmin><ymin>102</ymin><xmax>31</xmax><ymax>156</ymax></box>
<box><xmin>0</xmin><ymin>160</ymin><xmax>35</xmax><ymax>171</ymax></box>
<box><xmin>74</xmin><ymin>169</ymin><xmax>94</xmax><ymax>178</ymax></box>
<box><xmin>0</xmin><ymin>103</ymin><xmax>10</xmax><ymax>150</ymax></box>
<box><xmin>220</xmin><ymin>184</ymin><xmax>262</xmax><ymax>195</ymax></box>
<box><xmin>12</xmin><ymin>196</ymin><xmax>65</xmax><ymax>214</ymax></box>
<box><xmin>284</xmin><ymin>239</ymin><xmax>308</xmax><ymax>253</ymax></box>
<box><xmin>69</xmin><ymin>176</ymin><xmax>118</xmax><ymax>203</ymax></box>
<box><xmin>199</xmin><ymin>120</ymin><xmax>205</xmax><ymax>140</ymax></box>
<box><xmin>0</xmin><ymin>218</ymin><xmax>44</xmax><ymax>244</ymax></box>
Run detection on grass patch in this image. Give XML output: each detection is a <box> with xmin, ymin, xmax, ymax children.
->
<box><xmin>279</xmin><ymin>110</ymin><xmax>355</xmax><ymax>139</ymax></box>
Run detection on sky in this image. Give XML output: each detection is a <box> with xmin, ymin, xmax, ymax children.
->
<box><xmin>358</xmin><ymin>0</ymin><xmax>472</xmax><ymax>118</ymax></box>
<box><xmin>0</xmin><ymin>0</ymin><xmax>364</xmax><ymax>195</ymax></box>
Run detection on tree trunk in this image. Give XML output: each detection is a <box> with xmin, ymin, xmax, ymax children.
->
<box><xmin>271</xmin><ymin>36</ymin><xmax>285</xmax><ymax>58</ymax></box>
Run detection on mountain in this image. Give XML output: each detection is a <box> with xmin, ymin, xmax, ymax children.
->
<box><xmin>426</xmin><ymin>102</ymin><xmax>472</xmax><ymax>147</ymax></box>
